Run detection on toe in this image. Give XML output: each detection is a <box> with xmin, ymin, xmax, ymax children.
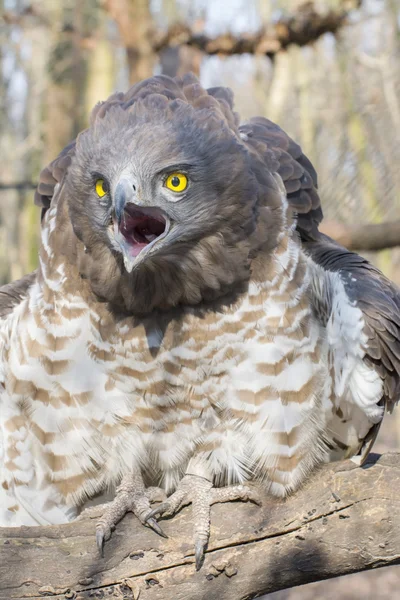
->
<box><xmin>146</xmin><ymin>486</ymin><xmax>189</xmax><ymax>520</ymax></box>
<box><xmin>211</xmin><ymin>484</ymin><xmax>262</xmax><ymax>506</ymax></box>
<box><xmin>247</xmin><ymin>487</ymin><xmax>262</xmax><ymax>506</ymax></box>
<box><xmin>146</xmin><ymin>486</ymin><xmax>168</xmax><ymax>503</ymax></box>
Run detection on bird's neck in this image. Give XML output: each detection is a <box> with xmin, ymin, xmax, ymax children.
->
<box><xmin>37</xmin><ymin>205</ymin><xmax>94</xmax><ymax>306</ymax></box>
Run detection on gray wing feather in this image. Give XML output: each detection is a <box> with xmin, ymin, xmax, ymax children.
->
<box><xmin>303</xmin><ymin>233</ymin><xmax>400</xmax><ymax>412</ymax></box>
<box><xmin>0</xmin><ymin>272</ymin><xmax>36</xmax><ymax>319</ymax></box>
<box><xmin>239</xmin><ymin>116</ymin><xmax>323</xmax><ymax>239</ymax></box>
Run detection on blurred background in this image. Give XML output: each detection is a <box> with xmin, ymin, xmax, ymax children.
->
<box><xmin>1</xmin><ymin>0</ymin><xmax>399</xmax><ymax>597</ymax></box>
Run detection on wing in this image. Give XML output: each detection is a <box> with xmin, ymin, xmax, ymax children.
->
<box><xmin>306</xmin><ymin>233</ymin><xmax>400</xmax><ymax>410</ymax></box>
<box><xmin>305</xmin><ymin>233</ymin><xmax>400</xmax><ymax>462</ymax></box>
<box><xmin>0</xmin><ymin>272</ymin><xmax>36</xmax><ymax>524</ymax></box>
<box><xmin>34</xmin><ymin>141</ymin><xmax>75</xmax><ymax>219</ymax></box>
<box><xmin>237</xmin><ymin>114</ymin><xmax>400</xmax><ymax>459</ymax></box>
<box><xmin>238</xmin><ymin>117</ymin><xmax>323</xmax><ymax>239</ymax></box>
<box><xmin>0</xmin><ymin>272</ymin><xmax>36</xmax><ymax>319</ymax></box>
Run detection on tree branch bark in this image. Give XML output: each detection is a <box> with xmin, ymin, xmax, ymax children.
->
<box><xmin>320</xmin><ymin>219</ymin><xmax>400</xmax><ymax>251</ymax></box>
<box><xmin>152</xmin><ymin>2</ymin><xmax>361</xmax><ymax>57</ymax></box>
<box><xmin>1</xmin><ymin>453</ymin><xmax>400</xmax><ymax>599</ymax></box>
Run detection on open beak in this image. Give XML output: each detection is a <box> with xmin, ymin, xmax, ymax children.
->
<box><xmin>112</xmin><ymin>179</ymin><xmax>170</xmax><ymax>273</ymax></box>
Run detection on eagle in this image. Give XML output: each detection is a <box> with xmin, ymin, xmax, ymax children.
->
<box><xmin>0</xmin><ymin>74</ymin><xmax>399</xmax><ymax>570</ymax></box>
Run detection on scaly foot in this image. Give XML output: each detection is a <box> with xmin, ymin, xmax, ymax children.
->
<box><xmin>80</xmin><ymin>469</ymin><xmax>167</xmax><ymax>556</ymax></box>
<box><xmin>146</xmin><ymin>474</ymin><xmax>261</xmax><ymax>570</ymax></box>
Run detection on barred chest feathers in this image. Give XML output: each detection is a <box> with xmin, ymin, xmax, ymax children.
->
<box><xmin>0</xmin><ymin>208</ymin><xmax>378</xmax><ymax>526</ymax></box>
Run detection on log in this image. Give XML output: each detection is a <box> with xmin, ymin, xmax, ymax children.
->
<box><xmin>320</xmin><ymin>219</ymin><xmax>400</xmax><ymax>251</ymax></box>
<box><xmin>1</xmin><ymin>453</ymin><xmax>400</xmax><ymax>599</ymax></box>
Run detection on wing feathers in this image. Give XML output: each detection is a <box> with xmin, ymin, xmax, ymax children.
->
<box><xmin>305</xmin><ymin>235</ymin><xmax>400</xmax><ymax>411</ymax></box>
<box><xmin>0</xmin><ymin>272</ymin><xmax>36</xmax><ymax>319</ymax></box>
<box><xmin>239</xmin><ymin>116</ymin><xmax>322</xmax><ymax>238</ymax></box>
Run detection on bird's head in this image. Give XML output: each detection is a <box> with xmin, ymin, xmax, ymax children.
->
<box><xmin>59</xmin><ymin>76</ymin><xmax>282</xmax><ymax>313</ymax></box>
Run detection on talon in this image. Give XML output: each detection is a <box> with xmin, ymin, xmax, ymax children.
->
<box><xmin>96</xmin><ymin>529</ymin><xmax>105</xmax><ymax>557</ymax></box>
<box><xmin>146</xmin><ymin>503</ymin><xmax>168</xmax><ymax>520</ymax></box>
<box><xmin>195</xmin><ymin>539</ymin><xmax>206</xmax><ymax>571</ymax></box>
<box><xmin>146</xmin><ymin>517</ymin><xmax>168</xmax><ymax>538</ymax></box>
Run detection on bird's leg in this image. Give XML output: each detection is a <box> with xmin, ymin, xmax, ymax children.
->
<box><xmin>146</xmin><ymin>470</ymin><xmax>261</xmax><ymax>570</ymax></box>
<box><xmin>80</xmin><ymin>466</ymin><xmax>167</xmax><ymax>556</ymax></box>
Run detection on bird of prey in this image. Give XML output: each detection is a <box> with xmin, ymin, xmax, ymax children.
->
<box><xmin>1</xmin><ymin>74</ymin><xmax>399</xmax><ymax>570</ymax></box>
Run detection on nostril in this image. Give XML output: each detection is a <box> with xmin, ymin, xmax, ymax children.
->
<box><xmin>132</xmin><ymin>184</ymin><xmax>136</xmax><ymax>192</ymax></box>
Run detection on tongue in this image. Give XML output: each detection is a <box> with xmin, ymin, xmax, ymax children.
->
<box><xmin>118</xmin><ymin>211</ymin><xmax>166</xmax><ymax>258</ymax></box>
<box><xmin>132</xmin><ymin>227</ymin><xmax>148</xmax><ymax>245</ymax></box>
<box><xmin>131</xmin><ymin>221</ymin><xmax>163</xmax><ymax>245</ymax></box>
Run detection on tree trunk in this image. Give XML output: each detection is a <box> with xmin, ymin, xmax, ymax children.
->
<box><xmin>104</xmin><ymin>0</ymin><xmax>156</xmax><ymax>84</ymax></box>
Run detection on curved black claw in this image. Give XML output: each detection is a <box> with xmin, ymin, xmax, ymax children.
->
<box><xmin>96</xmin><ymin>529</ymin><xmax>106</xmax><ymax>558</ymax></box>
<box><xmin>195</xmin><ymin>540</ymin><xmax>207</xmax><ymax>571</ymax></box>
<box><xmin>146</xmin><ymin>517</ymin><xmax>168</xmax><ymax>538</ymax></box>
<box><xmin>146</xmin><ymin>503</ymin><xmax>168</xmax><ymax>521</ymax></box>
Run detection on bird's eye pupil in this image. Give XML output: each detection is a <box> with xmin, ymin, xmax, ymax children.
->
<box><xmin>165</xmin><ymin>172</ymin><xmax>188</xmax><ymax>193</ymax></box>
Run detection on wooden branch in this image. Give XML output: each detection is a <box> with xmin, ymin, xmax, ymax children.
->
<box><xmin>1</xmin><ymin>453</ymin><xmax>400</xmax><ymax>599</ymax></box>
<box><xmin>152</xmin><ymin>2</ymin><xmax>360</xmax><ymax>57</ymax></box>
<box><xmin>320</xmin><ymin>219</ymin><xmax>400</xmax><ymax>251</ymax></box>
<box><xmin>3</xmin><ymin>1</ymin><xmax>361</xmax><ymax>59</ymax></box>
<box><xmin>1</xmin><ymin>5</ymin><xmax>49</xmax><ymax>27</ymax></box>
<box><xmin>0</xmin><ymin>183</ymin><xmax>37</xmax><ymax>191</ymax></box>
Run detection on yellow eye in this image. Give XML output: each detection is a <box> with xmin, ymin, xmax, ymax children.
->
<box><xmin>165</xmin><ymin>173</ymin><xmax>188</xmax><ymax>193</ymax></box>
<box><xmin>95</xmin><ymin>178</ymin><xmax>108</xmax><ymax>198</ymax></box>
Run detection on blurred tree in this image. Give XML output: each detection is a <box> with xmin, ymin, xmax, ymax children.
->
<box><xmin>104</xmin><ymin>0</ymin><xmax>155</xmax><ymax>84</ymax></box>
<box><xmin>45</xmin><ymin>1</ymin><xmax>94</xmax><ymax>161</ymax></box>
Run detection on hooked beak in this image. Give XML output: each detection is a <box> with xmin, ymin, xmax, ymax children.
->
<box><xmin>114</xmin><ymin>178</ymin><xmax>135</xmax><ymax>226</ymax></box>
<box><xmin>112</xmin><ymin>178</ymin><xmax>170</xmax><ymax>273</ymax></box>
